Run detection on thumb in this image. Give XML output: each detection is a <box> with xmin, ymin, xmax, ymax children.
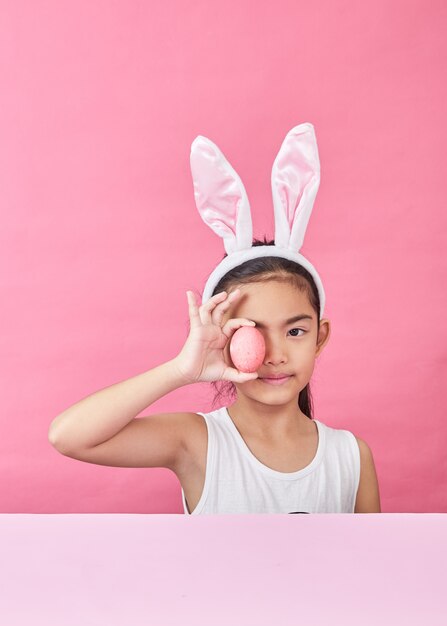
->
<box><xmin>226</xmin><ymin>367</ymin><xmax>259</xmax><ymax>383</ymax></box>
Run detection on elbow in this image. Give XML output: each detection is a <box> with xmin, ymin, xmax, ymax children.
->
<box><xmin>48</xmin><ymin>427</ymin><xmax>63</xmax><ymax>452</ymax></box>
<box><xmin>48</xmin><ymin>417</ymin><xmax>68</xmax><ymax>452</ymax></box>
<box><xmin>48</xmin><ymin>423</ymin><xmax>58</xmax><ymax>446</ymax></box>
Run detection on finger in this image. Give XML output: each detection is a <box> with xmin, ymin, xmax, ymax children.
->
<box><xmin>221</xmin><ymin>317</ymin><xmax>256</xmax><ymax>339</ymax></box>
<box><xmin>211</xmin><ymin>288</ymin><xmax>241</xmax><ymax>326</ymax></box>
<box><xmin>199</xmin><ymin>291</ymin><xmax>228</xmax><ymax>325</ymax></box>
<box><xmin>186</xmin><ymin>291</ymin><xmax>202</xmax><ymax>329</ymax></box>
<box><xmin>224</xmin><ymin>367</ymin><xmax>259</xmax><ymax>383</ymax></box>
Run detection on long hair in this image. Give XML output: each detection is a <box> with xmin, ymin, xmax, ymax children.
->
<box><xmin>208</xmin><ymin>236</ymin><xmax>321</xmax><ymax>419</ymax></box>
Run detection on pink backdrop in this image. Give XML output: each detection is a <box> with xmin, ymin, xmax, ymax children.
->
<box><xmin>0</xmin><ymin>0</ymin><xmax>446</xmax><ymax>513</ymax></box>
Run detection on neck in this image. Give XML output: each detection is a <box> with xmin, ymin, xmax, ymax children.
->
<box><xmin>226</xmin><ymin>395</ymin><xmax>311</xmax><ymax>439</ymax></box>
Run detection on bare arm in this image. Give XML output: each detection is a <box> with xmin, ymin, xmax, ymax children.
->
<box><xmin>48</xmin><ymin>358</ymin><xmax>190</xmax><ymax>453</ymax></box>
<box><xmin>354</xmin><ymin>437</ymin><xmax>381</xmax><ymax>513</ymax></box>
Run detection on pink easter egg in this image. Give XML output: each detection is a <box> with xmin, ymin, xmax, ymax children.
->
<box><xmin>229</xmin><ymin>326</ymin><xmax>266</xmax><ymax>373</ymax></box>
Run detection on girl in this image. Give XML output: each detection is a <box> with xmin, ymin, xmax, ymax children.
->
<box><xmin>48</xmin><ymin>124</ymin><xmax>381</xmax><ymax>514</ymax></box>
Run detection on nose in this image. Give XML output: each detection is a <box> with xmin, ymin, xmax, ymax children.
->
<box><xmin>263</xmin><ymin>336</ymin><xmax>288</xmax><ymax>366</ymax></box>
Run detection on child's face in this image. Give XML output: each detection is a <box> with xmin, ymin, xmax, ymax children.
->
<box><xmin>221</xmin><ymin>280</ymin><xmax>330</xmax><ymax>402</ymax></box>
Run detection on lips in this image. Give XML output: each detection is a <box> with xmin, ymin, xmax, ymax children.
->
<box><xmin>260</xmin><ymin>373</ymin><xmax>292</xmax><ymax>379</ymax></box>
<box><xmin>260</xmin><ymin>375</ymin><xmax>293</xmax><ymax>386</ymax></box>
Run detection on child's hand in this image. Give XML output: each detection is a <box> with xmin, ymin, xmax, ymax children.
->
<box><xmin>173</xmin><ymin>289</ymin><xmax>260</xmax><ymax>385</ymax></box>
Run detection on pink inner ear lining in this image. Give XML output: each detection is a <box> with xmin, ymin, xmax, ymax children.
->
<box><xmin>200</xmin><ymin>207</ymin><xmax>237</xmax><ymax>234</ymax></box>
<box><xmin>191</xmin><ymin>134</ymin><xmax>254</xmax><ymax>256</ymax></box>
<box><xmin>273</xmin><ymin>143</ymin><xmax>319</xmax><ymax>232</ymax></box>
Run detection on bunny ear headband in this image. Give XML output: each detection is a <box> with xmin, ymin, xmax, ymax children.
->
<box><xmin>190</xmin><ymin>122</ymin><xmax>326</xmax><ymax>319</ymax></box>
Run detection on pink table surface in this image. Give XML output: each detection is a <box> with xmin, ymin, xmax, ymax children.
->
<box><xmin>0</xmin><ymin>514</ymin><xmax>445</xmax><ymax>625</ymax></box>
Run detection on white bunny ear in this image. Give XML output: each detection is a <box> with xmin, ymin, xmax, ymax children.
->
<box><xmin>271</xmin><ymin>123</ymin><xmax>321</xmax><ymax>251</ymax></box>
<box><xmin>190</xmin><ymin>135</ymin><xmax>253</xmax><ymax>255</ymax></box>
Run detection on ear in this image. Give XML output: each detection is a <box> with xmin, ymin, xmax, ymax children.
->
<box><xmin>315</xmin><ymin>318</ymin><xmax>331</xmax><ymax>357</ymax></box>
<box><xmin>190</xmin><ymin>135</ymin><xmax>253</xmax><ymax>254</ymax></box>
<box><xmin>271</xmin><ymin>123</ymin><xmax>321</xmax><ymax>252</ymax></box>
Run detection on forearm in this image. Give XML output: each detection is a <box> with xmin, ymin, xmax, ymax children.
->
<box><xmin>48</xmin><ymin>357</ymin><xmax>190</xmax><ymax>451</ymax></box>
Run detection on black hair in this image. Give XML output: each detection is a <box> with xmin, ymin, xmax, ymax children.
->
<box><xmin>208</xmin><ymin>236</ymin><xmax>321</xmax><ymax>419</ymax></box>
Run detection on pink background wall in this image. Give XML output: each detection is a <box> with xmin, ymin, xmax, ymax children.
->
<box><xmin>1</xmin><ymin>0</ymin><xmax>446</xmax><ymax>513</ymax></box>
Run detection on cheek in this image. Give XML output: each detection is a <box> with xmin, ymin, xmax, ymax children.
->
<box><xmin>299</xmin><ymin>334</ymin><xmax>317</xmax><ymax>355</ymax></box>
<box><xmin>301</xmin><ymin>356</ymin><xmax>316</xmax><ymax>379</ymax></box>
<box><xmin>293</xmin><ymin>343</ymin><xmax>317</xmax><ymax>372</ymax></box>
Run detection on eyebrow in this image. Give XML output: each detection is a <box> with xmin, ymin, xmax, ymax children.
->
<box><xmin>251</xmin><ymin>314</ymin><xmax>314</xmax><ymax>329</ymax></box>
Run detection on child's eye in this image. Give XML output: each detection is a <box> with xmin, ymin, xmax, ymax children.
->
<box><xmin>288</xmin><ymin>328</ymin><xmax>306</xmax><ymax>337</ymax></box>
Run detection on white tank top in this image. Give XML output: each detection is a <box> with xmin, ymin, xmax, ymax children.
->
<box><xmin>181</xmin><ymin>406</ymin><xmax>361</xmax><ymax>514</ymax></box>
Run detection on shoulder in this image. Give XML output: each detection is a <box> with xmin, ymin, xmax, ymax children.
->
<box><xmin>353</xmin><ymin>435</ymin><xmax>381</xmax><ymax>513</ymax></box>
<box><xmin>355</xmin><ymin>435</ymin><xmax>373</xmax><ymax>458</ymax></box>
<box><xmin>183</xmin><ymin>411</ymin><xmax>208</xmax><ymax>441</ymax></box>
<box><xmin>172</xmin><ymin>411</ymin><xmax>209</xmax><ymax>483</ymax></box>
<box><xmin>178</xmin><ymin>412</ymin><xmax>209</xmax><ymax>459</ymax></box>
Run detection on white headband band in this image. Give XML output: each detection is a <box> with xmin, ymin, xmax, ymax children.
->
<box><xmin>190</xmin><ymin>122</ymin><xmax>326</xmax><ymax>320</ymax></box>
